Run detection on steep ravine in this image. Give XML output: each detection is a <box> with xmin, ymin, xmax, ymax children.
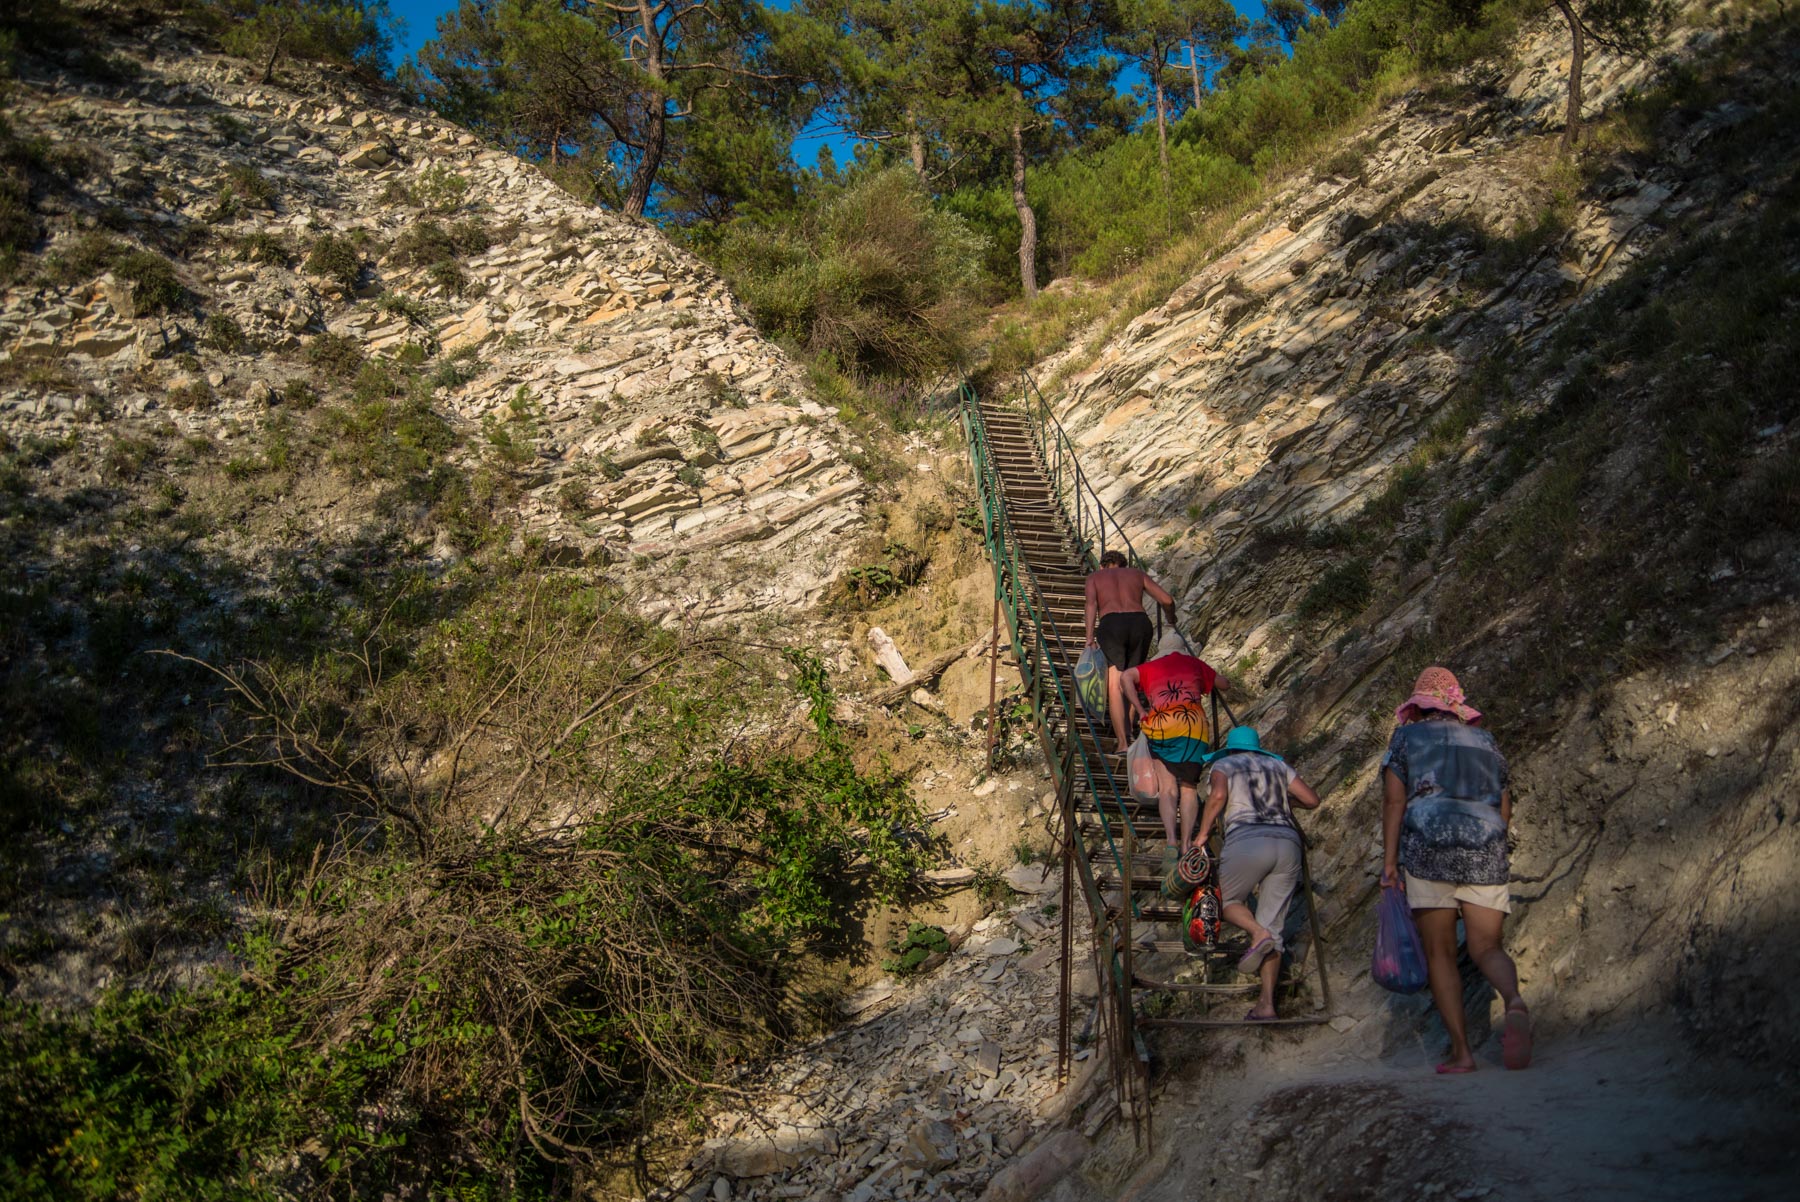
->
<box><xmin>1030</xmin><ymin>10</ymin><xmax>1800</xmax><ymax>1200</ymax></box>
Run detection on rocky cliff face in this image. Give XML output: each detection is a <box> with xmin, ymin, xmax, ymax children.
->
<box><xmin>2</xmin><ymin>23</ymin><xmax>864</xmax><ymax>617</ymax></box>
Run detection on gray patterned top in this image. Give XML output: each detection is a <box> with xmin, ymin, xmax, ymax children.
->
<box><xmin>1382</xmin><ymin>714</ymin><xmax>1511</xmax><ymax>885</ymax></box>
<box><xmin>1210</xmin><ymin>752</ymin><xmax>1301</xmax><ymax>842</ymax></box>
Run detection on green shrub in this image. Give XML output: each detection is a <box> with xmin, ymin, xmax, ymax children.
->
<box><xmin>715</xmin><ymin>168</ymin><xmax>985</xmax><ymax>380</ymax></box>
<box><xmin>416</xmin><ymin>164</ymin><xmax>470</xmax><ymax>214</ymax></box>
<box><xmin>426</xmin><ymin>259</ymin><xmax>469</xmax><ymax>295</ymax></box>
<box><xmin>0</xmin><ymin>166</ymin><xmax>37</xmax><ymax>260</ymax></box>
<box><xmin>235</xmin><ymin>230</ymin><xmax>292</xmax><ymax>265</ymax></box>
<box><xmin>280</xmin><ymin>377</ymin><xmax>318</xmax><ymax>409</ymax></box>
<box><xmin>446</xmin><ymin>216</ymin><xmax>494</xmax><ymax>255</ymax></box>
<box><xmin>1298</xmin><ymin>557</ymin><xmax>1372</xmax><ymax>619</ymax></box>
<box><xmin>218</xmin><ymin>0</ymin><xmax>395</xmax><ymax>82</ymax></box>
<box><xmin>167</xmin><ymin>379</ymin><xmax>213</xmax><ymax>411</ymax></box>
<box><xmin>377</xmin><ymin>291</ymin><xmax>431</xmax><ymax>326</ymax></box>
<box><xmin>304</xmin><ymin>331</ymin><xmax>364</xmax><ymax>380</ymax></box>
<box><xmin>388</xmin><ymin>219</ymin><xmax>456</xmax><ymax>267</ymax></box>
<box><xmin>41</xmin><ymin>231</ymin><xmax>126</xmax><ymax>285</ymax></box>
<box><xmin>304</xmin><ymin>232</ymin><xmax>362</xmax><ymax>290</ymax></box>
<box><xmin>376</xmin><ymin>178</ymin><xmax>416</xmax><ymax>206</ymax></box>
<box><xmin>882</xmin><ymin>922</ymin><xmax>951</xmax><ymax>975</ymax></box>
<box><xmin>201</xmin><ymin>313</ymin><xmax>247</xmax><ymax>352</ymax></box>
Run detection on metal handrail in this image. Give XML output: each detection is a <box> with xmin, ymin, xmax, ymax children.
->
<box><xmin>959</xmin><ymin>386</ymin><xmax>1140</xmax><ymax>894</ymax></box>
<box><xmin>1016</xmin><ymin>370</ymin><xmax>1148</xmax><ymax>575</ymax></box>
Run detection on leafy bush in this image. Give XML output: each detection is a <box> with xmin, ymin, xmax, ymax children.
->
<box><xmin>305</xmin><ymin>330</ymin><xmax>365</xmax><ymax>379</ymax></box>
<box><xmin>217</xmin><ymin>0</ymin><xmax>396</xmax><ymax>82</ymax></box>
<box><xmin>235</xmin><ymin>230</ymin><xmax>292</xmax><ymax>265</ymax></box>
<box><xmin>0</xmin><ymin>584</ymin><xmax>932</xmax><ymax>1197</ymax></box>
<box><xmin>714</xmin><ymin>168</ymin><xmax>986</xmax><ymax>381</ymax></box>
<box><xmin>304</xmin><ymin>232</ymin><xmax>362</xmax><ymax>290</ymax></box>
<box><xmin>883</xmin><ymin>922</ymin><xmax>951</xmax><ymax>975</ymax></box>
<box><xmin>387</xmin><ymin>219</ymin><xmax>456</xmax><ymax>267</ymax></box>
<box><xmin>1298</xmin><ymin>557</ymin><xmax>1372</xmax><ymax>619</ymax></box>
<box><xmin>416</xmin><ymin>163</ymin><xmax>470</xmax><ymax>214</ymax></box>
<box><xmin>201</xmin><ymin>312</ymin><xmax>246</xmax><ymax>352</ymax></box>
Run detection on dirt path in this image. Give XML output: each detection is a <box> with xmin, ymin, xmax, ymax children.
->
<box><xmin>1102</xmin><ymin>1019</ymin><xmax>1797</xmax><ymax>1202</ymax></box>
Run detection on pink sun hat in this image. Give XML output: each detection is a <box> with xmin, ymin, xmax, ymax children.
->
<box><xmin>1395</xmin><ymin>666</ymin><xmax>1482</xmax><ymax>725</ymax></box>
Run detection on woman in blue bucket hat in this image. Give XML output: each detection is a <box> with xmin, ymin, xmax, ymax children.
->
<box><xmin>1192</xmin><ymin>726</ymin><xmax>1323</xmax><ymax>1021</ymax></box>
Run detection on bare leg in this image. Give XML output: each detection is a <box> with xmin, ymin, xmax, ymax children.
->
<box><xmin>1253</xmin><ymin>948</ymin><xmax>1280</xmax><ymax>1018</ymax></box>
<box><xmin>1178</xmin><ymin>782</ymin><xmax>1198</xmax><ymax>849</ymax></box>
<box><xmin>1154</xmin><ymin>759</ymin><xmax>1179</xmax><ymax>846</ymax></box>
<box><xmin>1222</xmin><ymin>901</ymin><xmax>1269</xmax><ymax>946</ymax></box>
<box><xmin>1416</xmin><ymin>907</ymin><xmax>1473</xmax><ymax>1070</ymax></box>
<box><xmin>1107</xmin><ymin>665</ymin><xmax>1128</xmax><ymax>753</ymax></box>
<box><xmin>1460</xmin><ymin>903</ymin><xmax>1523</xmax><ymax>1009</ymax></box>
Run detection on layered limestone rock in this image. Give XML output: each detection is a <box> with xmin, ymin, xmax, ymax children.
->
<box><xmin>1050</xmin><ymin>18</ymin><xmax>1716</xmax><ymax>665</ymax></box>
<box><xmin>0</xmin><ymin>27</ymin><xmax>863</xmax><ymax>616</ymax></box>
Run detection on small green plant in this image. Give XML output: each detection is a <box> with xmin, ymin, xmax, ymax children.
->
<box><xmin>280</xmin><ymin>378</ymin><xmax>318</xmax><ymax>410</ymax></box>
<box><xmin>305</xmin><ymin>332</ymin><xmax>365</xmax><ymax>380</ymax></box>
<box><xmin>416</xmin><ymin>164</ymin><xmax>470</xmax><ymax>214</ymax></box>
<box><xmin>201</xmin><ymin>313</ymin><xmax>247</xmax><ymax>353</ymax></box>
<box><xmin>378</xmin><ymin>292</ymin><xmax>432</xmax><ymax>326</ymax></box>
<box><xmin>676</xmin><ymin>464</ymin><xmax>704</xmax><ymax>488</ymax></box>
<box><xmin>841</xmin><ymin>542</ymin><xmax>928</xmax><ymax>605</ymax></box>
<box><xmin>376</xmin><ymin>178</ymin><xmax>417</xmax><ymax>207</ymax></box>
<box><xmin>218</xmin><ymin>164</ymin><xmax>275</xmax><ymax>211</ymax></box>
<box><xmin>304</xmin><ymin>233</ymin><xmax>362</xmax><ymax>291</ymax></box>
<box><xmin>1298</xmin><ymin>558</ymin><xmax>1372</xmax><ymax>620</ymax></box>
<box><xmin>235</xmin><ymin>231</ymin><xmax>292</xmax><ymax>265</ymax></box>
<box><xmin>167</xmin><ymin>379</ymin><xmax>213</xmax><ymax>411</ymax></box>
<box><xmin>112</xmin><ymin>250</ymin><xmax>184</xmax><ymax>316</ymax></box>
<box><xmin>882</xmin><ymin>922</ymin><xmax>951</xmax><ymax>975</ymax></box>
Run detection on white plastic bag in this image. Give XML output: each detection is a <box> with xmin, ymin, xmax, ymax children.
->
<box><xmin>1127</xmin><ymin>734</ymin><xmax>1158</xmax><ymax>802</ymax></box>
<box><xmin>1073</xmin><ymin>646</ymin><xmax>1107</xmax><ymax>719</ymax></box>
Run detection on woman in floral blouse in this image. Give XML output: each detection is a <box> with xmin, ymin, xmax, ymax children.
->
<box><xmin>1380</xmin><ymin>667</ymin><xmax>1531</xmax><ymax>1073</ymax></box>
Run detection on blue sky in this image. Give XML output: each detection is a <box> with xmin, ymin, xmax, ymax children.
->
<box><xmin>383</xmin><ymin>0</ymin><xmax>1273</xmax><ymax>168</ymax></box>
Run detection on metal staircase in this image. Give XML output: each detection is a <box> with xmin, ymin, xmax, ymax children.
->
<box><xmin>958</xmin><ymin>376</ymin><xmax>1331</xmax><ymax>1135</ymax></box>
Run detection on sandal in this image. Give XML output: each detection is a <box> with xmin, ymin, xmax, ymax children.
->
<box><xmin>1502</xmin><ymin>1002</ymin><xmax>1533</xmax><ymax>1070</ymax></box>
<box><xmin>1235</xmin><ymin>936</ymin><xmax>1276</xmax><ymax>975</ymax></box>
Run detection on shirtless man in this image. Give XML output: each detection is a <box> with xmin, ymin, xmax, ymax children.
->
<box><xmin>1083</xmin><ymin>550</ymin><xmax>1176</xmax><ymax>754</ymax></box>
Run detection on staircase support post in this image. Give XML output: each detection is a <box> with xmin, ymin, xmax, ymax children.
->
<box><xmin>985</xmin><ymin>592</ymin><xmax>1002</xmax><ymax>767</ymax></box>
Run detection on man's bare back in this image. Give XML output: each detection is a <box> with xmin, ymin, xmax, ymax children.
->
<box><xmin>1087</xmin><ymin>566</ymin><xmax>1158</xmax><ymax>617</ymax></box>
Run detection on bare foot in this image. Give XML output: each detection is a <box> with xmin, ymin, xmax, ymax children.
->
<box><xmin>1436</xmin><ymin>1054</ymin><xmax>1478</xmax><ymax>1074</ymax></box>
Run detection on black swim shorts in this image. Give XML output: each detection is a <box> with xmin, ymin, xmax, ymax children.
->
<box><xmin>1095</xmin><ymin>611</ymin><xmax>1154</xmax><ymax>670</ymax></box>
<box><xmin>1155</xmin><ymin>757</ymin><xmax>1205</xmax><ymax>786</ymax></box>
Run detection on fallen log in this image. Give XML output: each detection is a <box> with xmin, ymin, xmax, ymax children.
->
<box><xmin>869</xmin><ymin>630</ymin><xmax>995</xmax><ymax>707</ymax></box>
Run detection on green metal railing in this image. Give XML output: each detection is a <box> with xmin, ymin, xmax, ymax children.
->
<box><xmin>959</xmin><ymin>383</ymin><xmax>1138</xmax><ymax>889</ymax></box>
<box><xmin>959</xmin><ymin>381</ymin><xmax>1150</xmax><ymax>1129</ymax></box>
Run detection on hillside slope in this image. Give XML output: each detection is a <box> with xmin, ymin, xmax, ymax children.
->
<box><xmin>1027</xmin><ymin>9</ymin><xmax>1800</xmax><ymax>1199</ymax></box>
<box><xmin>0</xmin><ymin>13</ymin><xmax>876</xmax><ymax>1010</ymax></box>
<box><xmin>3</xmin><ymin>19</ymin><xmax>865</xmax><ymax>619</ymax></box>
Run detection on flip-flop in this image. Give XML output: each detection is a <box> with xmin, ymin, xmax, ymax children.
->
<box><xmin>1435</xmin><ymin>1062</ymin><xmax>1477</xmax><ymax>1075</ymax></box>
<box><xmin>1502</xmin><ymin>1005</ymin><xmax>1533</xmax><ymax>1070</ymax></box>
<box><xmin>1235</xmin><ymin>936</ymin><xmax>1276</xmax><ymax>975</ymax></box>
<box><xmin>1244</xmin><ymin>1009</ymin><xmax>1279</xmax><ymax>1022</ymax></box>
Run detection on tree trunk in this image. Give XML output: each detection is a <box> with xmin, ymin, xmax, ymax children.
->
<box><xmin>1153</xmin><ymin>77</ymin><xmax>1170</xmax><ymax>193</ymax></box>
<box><xmin>909</xmin><ymin>125</ymin><xmax>927</xmax><ymax>179</ymax></box>
<box><xmin>1552</xmin><ymin>0</ymin><xmax>1585</xmax><ymax>149</ymax></box>
<box><xmin>1189</xmin><ymin>42</ymin><xmax>1203</xmax><ymax>110</ymax></box>
<box><xmin>1010</xmin><ymin>120</ymin><xmax>1038</xmax><ymax>301</ymax></box>
<box><xmin>623</xmin><ymin>0</ymin><xmax>667</xmax><ymax>218</ymax></box>
<box><xmin>261</xmin><ymin>29</ymin><xmax>286</xmax><ymax>86</ymax></box>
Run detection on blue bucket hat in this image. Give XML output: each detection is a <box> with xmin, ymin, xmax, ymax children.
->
<box><xmin>1205</xmin><ymin>725</ymin><xmax>1285</xmax><ymax>765</ymax></box>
